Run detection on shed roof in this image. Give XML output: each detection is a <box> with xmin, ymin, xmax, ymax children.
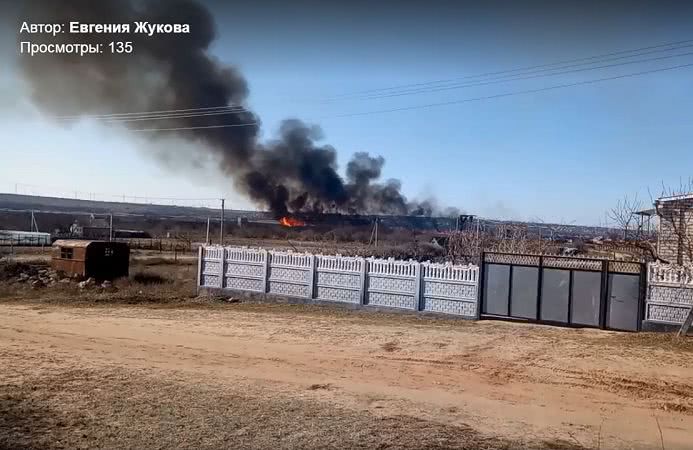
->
<box><xmin>52</xmin><ymin>239</ymin><xmax>94</xmax><ymax>248</ymax></box>
<box><xmin>53</xmin><ymin>239</ymin><xmax>128</xmax><ymax>248</ymax></box>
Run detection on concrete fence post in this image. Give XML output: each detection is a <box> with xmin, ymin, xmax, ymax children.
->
<box><xmin>196</xmin><ymin>245</ymin><xmax>203</xmax><ymax>294</ymax></box>
<box><xmin>308</xmin><ymin>254</ymin><xmax>317</xmax><ymax>299</ymax></box>
<box><xmin>414</xmin><ymin>261</ymin><xmax>423</xmax><ymax>311</ymax></box>
<box><xmin>219</xmin><ymin>246</ymin><xmax>226</xmax><ymax>289</ymax></box>
<box><xmin>262</xmin><ymin>249</ymin><xmax>270</xmax><ymax>293</ymax></box>
<box><xmin>359</xmin><ymin>257</ymin><xmax>368</xmax><ymax>305</ymax></box>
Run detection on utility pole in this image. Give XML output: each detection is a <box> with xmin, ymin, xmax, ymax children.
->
<box><xmin>29</xmin><ymin>211</ymin><xmax>40</xmax><ymax>233</ymax></box>
<box><xmin>219</xmin><ymin>198</ymin><xmax>225</xmax><ymax>245</ymax></box>
<box><xmin>109</xmin><ymin>213</ymin><xmax>113</xmax><ymax>241</ymax></box>
<box><xmin>205</xmin><ymin>217</ymin><xmax>210</xmax><ymax>245</ymax></box>
<box><xmin>374</xmin><ymin>218</ymin><xmax>378</xmax><ymax>248</ymax></box>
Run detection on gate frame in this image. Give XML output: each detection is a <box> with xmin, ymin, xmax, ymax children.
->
<box><xmin>480</xmin><ymin>251</ymin><xmax>646</xmax><ymax>331</ymax></box>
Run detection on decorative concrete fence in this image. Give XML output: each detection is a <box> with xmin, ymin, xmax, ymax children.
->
<box><xmin>267</xmin><ymin>250</ymin><xmax>313</xmax><ymax>298</ymax></box>
<box><xmin>314</xmin><ymin>254</ymin><xmax>365</xmax><ymax>304</ymax></box>
<box><xmin>198</xmin><ymin>245</ymin><xmax>479</xmax><ymax>319</ymax></box>
<box><xmin>421</xmin><ymin>261</ymin><xmax>479</xmax><ymax>317</ymax></box>
<box><xmin>365</xmin><ymin>258</ymin><xmax>420</xmax><ymax>310</ymax></box>
<box><xmin>645</xmin><ymin>263</ymin><xmax>693</xmax><ymax>325</ymax></box>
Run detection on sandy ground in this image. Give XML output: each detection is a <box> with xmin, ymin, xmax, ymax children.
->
<box><xmin>1</xmin><ymin>300</ymin><xmax>693</xmax><ymax>449</ymax></box>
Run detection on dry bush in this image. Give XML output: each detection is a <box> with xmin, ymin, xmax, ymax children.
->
<box><xmin>131</xmin><ymin>271</ymin><xmax>170</xmax><ymax>285</ymax></box>
<box><xmin>132</xmin><ymin>256</ymin><xmax>195</xmax><ymax>266</ymax></box>
<box><xmin>0</xmin><ymin>262</ymin><xmax>41</xmax><ymax>281</ymax></box>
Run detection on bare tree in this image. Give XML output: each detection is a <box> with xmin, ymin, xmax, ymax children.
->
<box><xmin>446</xmin><ymin>229</ymin><xmax>486</xmax><ymax>264</ymax></box>
<box><xmin>608</xmin><ymin>194</ymin><xmax>643</xmax><ymax>240</ymax></box>
<box><xmin>445</xmin><ymin>219</ymin><xmax>562</xmax><ymax>264</ymax></box>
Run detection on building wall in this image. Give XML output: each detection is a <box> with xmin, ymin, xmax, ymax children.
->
<box><xmin>657</xmin><ymin>198</ymin><xmax>693</xmax><ymax>265</ymax></box>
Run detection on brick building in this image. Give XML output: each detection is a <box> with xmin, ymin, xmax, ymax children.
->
<box><xmin>655</xmin><ymin>193</ymin><xmax>693</xmax><ymax>265</ymax></box>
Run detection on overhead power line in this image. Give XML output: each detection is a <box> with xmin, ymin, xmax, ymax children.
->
<box><xmin>340</xmin><ymin>47</ymin><xmax>693</xmax><ymax>101</ymax></box>
<box><xmin>331</xmin><ymin>62</ymin><xmax>693</xmax><ymax>118</ymax></box>
<box><xmin>132</xmin><ymin>122</ymin><xmax>258</xmax><ymax>132</ymax></box>
<box><xmin>324</xmin><ymin>38</ymin><xmax>693</xmax><ymax>100</ymax></box>
<box><xmin>54</xmin><ymin>105</ymin><xmax>249</xmax><ymax>120</ymax></box>
<box><xmin>103</xmin><ymin>110</ymin><xmax>255</xmax><ymax>123</ymax></box>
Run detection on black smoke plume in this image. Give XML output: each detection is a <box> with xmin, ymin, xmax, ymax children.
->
<box><xmin>18</xmin><ymin>0</ymin><xmax>447</xmax><ymax>217</ymax></box>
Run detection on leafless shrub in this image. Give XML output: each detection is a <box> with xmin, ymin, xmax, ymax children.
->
<box><xmin>132</xmin><ymin>271</ymin><xmax>170</xmax><ymax>285</ymax></box>
<box><xmin>608</xmin><ymin>194</ymin><xmax>643</xmax><ymax>241</ymax></box>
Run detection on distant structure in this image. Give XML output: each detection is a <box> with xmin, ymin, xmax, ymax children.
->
<box><xmin>655</xmin><ymin>193</ymin><xmax>693</xmax><ymax>264</ymax></box>
<box><xmin>113</xmin><ymin>229</ymin><xmax>151</xmax><ymax>239</ymax></box>
<box><xmin>0</xmin><ymin>230</ymin><xmax>51</xmax><ymax>246</ymax></box>
<box><xmin>70</xmin><ymin>217</ymin><xmax>111</xmax><ymax>240</ymax></box>
<box><xmin>456</xmin><ymin>214</ymin><xmax>476</xmax><ymax>231</ymax></box>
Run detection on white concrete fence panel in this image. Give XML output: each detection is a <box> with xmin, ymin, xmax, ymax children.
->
<box><xmin>365</xmin><ymin>257</ymin><xmax>419</xmax><ymax>310</ymax></box>
<box><xmin>198</xmin><ymin>245</ymin><xmax>480</xmax><ymax>319</ymax></box>
<box><xmin>267</xmin><ymin>250</ymin><xmax>313</xmax><ymax>299</ymax></box>
<box><xmin>645</xmin><ymin>263</ymin><xmax>693</xmax><ymax>325</ymax></box>
<box><xmin>315</xmin><ymin>254</ymin><xmax>365</xmax><ymax>304</ymax></box>
<box><xmin>421</xmin><ymin>262</ymin><xmax>479</xmax><ymax>317</ymax></box>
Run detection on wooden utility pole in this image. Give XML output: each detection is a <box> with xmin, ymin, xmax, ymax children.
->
<box><xmin>109</xmin><ymin>213</ymin><xmax>113</xmax><ymax>241</ymax></box>
<box><xmin>206</xmin><ymin>217</ymin><xmax>210</xmax><ymax>245</ymax></box>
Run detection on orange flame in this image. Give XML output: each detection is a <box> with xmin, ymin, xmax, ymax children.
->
<box><xmin>279</xmin><ymin>216</ymin><xmax>306</xmax><ymax>227</ymax></box>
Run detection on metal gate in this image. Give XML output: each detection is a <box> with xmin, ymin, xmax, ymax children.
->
<box><xmin>480</xmin><ymin>252</ymin><xmax>645</xmax><ymax>331</ymax></box>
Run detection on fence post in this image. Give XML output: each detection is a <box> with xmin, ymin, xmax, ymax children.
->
<box><xmin>308</xmin><ymin>254</ymin><xmax>316</xmax><ymax>299</ymax></box>
<box><xmin>476</xmin><ymin>251</ymin><xmax>485</xmax><ymax>319</ymax></box>
<box><xmin>196</xmin><ymin>245</ymin><xmax>203</xmax><ymax>294</ymax></box>
<box><xmin>414</xmin><ymin>261</ymin><xmax>423</xmax><ymax>311</ymax></box>
<box><xmin>599</xmin><ymin>260</ymin><xmax>609</xmax><ymax>329</ymax></box>
<box><xmin>219</xmin><ymin>246</ymin><xmax>226</xmax><ymax>289</ymax></box>
<box><xmin>536</xmin><ymin>255</ymin><xmax>544</xmax><ymax>321</ymax></box>
<box><xmin>262</xmin><ymin>249</ymin><xmax>270</xmax><ymax>293</ymax></box>
<box><xmin>637</xmin><ymin>262</ymin><xmax>647</xmax><ymax>331</ymax></box>
<box><xmin>358</xmin><ymin>257</ymin><xmax>368</xmax><ymax>305</ymax></box>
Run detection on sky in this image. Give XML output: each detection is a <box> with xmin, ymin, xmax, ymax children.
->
<box><xmin>1</xmin><ymin>0</ymin><xmax>692</xmax><ymax>224</ymax></box>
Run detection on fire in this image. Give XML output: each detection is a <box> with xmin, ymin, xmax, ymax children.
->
<box><xmin>279</xmin><ymin>216</ymin><xmax>306</xmax><ymax>227</ymax></box>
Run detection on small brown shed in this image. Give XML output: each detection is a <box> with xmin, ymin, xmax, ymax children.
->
<box><xmin>51</xmin><ymin>240</ymin><xmax>129</xmax><ymax>280</ymax></box>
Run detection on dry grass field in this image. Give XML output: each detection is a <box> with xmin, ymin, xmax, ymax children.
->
<box><xmin>1</xmin><ymin>250</ymin><xmax>692</xmax><ymax>449</ymax></box>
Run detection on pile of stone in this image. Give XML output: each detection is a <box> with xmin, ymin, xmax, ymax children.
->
<box><xmin>15</xmin><ymin>267</ymin><xmax>66</xmax><ymax>288</ymax></box>
<box><xmin>12</xmin><ymin>267</ymin><xmax>117</xmax><ymax>291</ymax></box>
<box><xmin>76</xmin><ymin>278</ymin><xmax>117</xmax><ymax>291</ymax></box>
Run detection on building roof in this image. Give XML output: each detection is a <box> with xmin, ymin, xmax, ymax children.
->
<box><xmin>656</xmin><ymin>193</ymin><xmax>693</xmax><ymax>203</ymax></box>
<box><xmin>633</xmin><ymin>208</ymin><xmax>656</xmax><ymax>216</ymax></box>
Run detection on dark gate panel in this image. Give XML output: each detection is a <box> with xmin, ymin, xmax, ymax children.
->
<box><xmin>541</xmin><ymin>269</ymin><xmax>570</xmax><ymax>322</ymax></box>
<box><xmin>483</xmin><ymin>264</ymin><xmax>509</xmax><ymax>316</ymax></box>
<box><xmin>606</xmin><ymin>273</ymin><xmax>640</xmax><ymax>331</ymax></box>
<box><xmin>511</xmin><ymin>267</ymin><xmax>539</xmax><ymax>319</ymax></box>
<box><xmin>481</xmin><ymin>253</ymin><xmax>644</xmax><ymax>331</ymax></box>
<box><xmin>571</xmin><ymin>271</ymin><xmax>601</xmax><ymax>326</ymax></box>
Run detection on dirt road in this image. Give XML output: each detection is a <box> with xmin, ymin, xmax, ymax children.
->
<box><xmin>1</xmin><ymin>301</ymin><xmax>692</xmax><ymax>449</ymax></box>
